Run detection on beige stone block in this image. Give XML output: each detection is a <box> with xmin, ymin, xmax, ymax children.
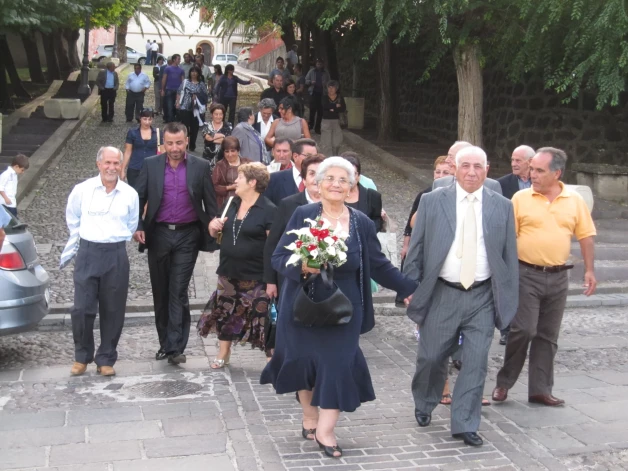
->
<box><xmin>565</xmin><ymin>184</ymin><xmax>594</xmax><ymax>212</ymax></box>
<box><xmin>43</xmin><ymin>99</ymin><xmax>62</xmax><ymax>119</ymax></box>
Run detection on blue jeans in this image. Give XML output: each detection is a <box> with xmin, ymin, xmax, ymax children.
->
<box><xmin>163</xmin><ymin>89</ymin><xmax>178</xmax><ymax>123</ymax></box>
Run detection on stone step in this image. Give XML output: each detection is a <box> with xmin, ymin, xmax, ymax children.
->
<box><xmin>15</xmin><ymin>117</ymin><xmax>63</xmax><ymax>127</ymax></box>
<box><xmin>568</xmin><ymin>280</ymin><xmax>628</xmax><ymax>295</ymax></box>
<box><xmin>571</xmin><ymin>259</ymin><xmax>628</xmax><ymax>282</ymax></box>
<box><xmin>571</xmin><ymin>242</ymin><xmax>628</xmax><ymax>260</ymax></box>
<box><xmin>0</xmin><ymin>143</ymin><xmax>40</xmax><ymax>152</ymax></box>
<box><xmin>4</xmin><ymin>134</ymin><xmax>50</xmax><ymax>145</ymax></box>
<box><xmin>593</xmin><ymin>219</ymin><xmax>628</xmax><ymax>230</ymax></box>
<box><xmin>0</xmin><ymin>150</ymin><xmax>35</xmax><ymax>157</ymax></box>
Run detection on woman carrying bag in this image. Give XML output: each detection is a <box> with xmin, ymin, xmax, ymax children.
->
<box><xmin>261</xmin><ymin>157</ymin><xmax>416</xmax><ymax>459</ymax></box>
<box><xmin>176</xmin><ymin>66</ymin><xmax>208</xmax><ymax>153</ymax></box>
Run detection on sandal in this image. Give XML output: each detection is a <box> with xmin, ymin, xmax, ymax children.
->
<box><xmin>482</xmin><ymin>397</ymin><xmax>491</xmax><ymax>406</ymax></box>
<box><xmin>440</xmin><ymin>393</ymin><xmax>452</xmax><ymax>405</ymax></box>
<box><xmin>302</xmin><ymin>424</ymin><xmax>317</xmax><ymax>440</ymax></box>
<box><xmin>210</xmin><ymin>353</ymin><xmax>231</xmax><ymax>369</ymax></box>
<box><xmin>315</xmin><ymin>434</ymin><xmax>342</xmax><ymax>458</ymax></box>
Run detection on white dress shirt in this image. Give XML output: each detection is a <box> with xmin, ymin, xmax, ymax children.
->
<box><xmin>439</xmin><ymin>183</ymin><xmax>491</xmax><ymax>283</ymax></box>
<box><xmin>125</xmin><ymin>72</ymin><xmax>151</xmax><ymax>93</ymax></box>
<box><xmin>257</xmin><ymin>112</ymin><xmax>274</xmax><ymax>140</ymax></box>
<box><xmin>151</xmin><ymin>42</ymin><xmax>159</xmax><ymax>52</ymax></box>
<box><xmin>66</xmin><ymin>176</ymin><xmax>139</xmax><ymax>243</ymax></box>
<box><xmin>292</xmin><ymin>166</ymin><xmax>303</xmax><ymax>189</ymax></box>
<box><xmin>0</xmin><ymin>167</ymin><xmax>18</xmax><ymax>207</ymax></box>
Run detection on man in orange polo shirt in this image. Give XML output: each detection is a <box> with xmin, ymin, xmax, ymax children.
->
<box><xmin>492</xmin><ymin>147</ymin><xmax>597</xmax><ymax>407</ymax></box>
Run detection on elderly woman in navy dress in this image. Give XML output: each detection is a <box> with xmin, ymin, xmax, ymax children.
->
<box><xmin>261</xmin><ymin>157</ymin><xmax>417</xmax><ymax>458</ymax></box>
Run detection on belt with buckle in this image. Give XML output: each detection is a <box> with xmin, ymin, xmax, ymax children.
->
<box><xmin>438</xmin><ymin>277</ymin><xmax>491</xmax><ymax>292</ymax></box>
<box><xmin>519</xmin><ymin>260</ymin><xmax>573</xmax><ymax>273</ymax></box>
<box><xmin>157</xmin><ymin>222</ymin><xmax>198</xmax><ymax>231</ymax></box>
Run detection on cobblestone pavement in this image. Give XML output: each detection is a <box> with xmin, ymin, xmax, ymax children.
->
<box><xmin>0</xmin><ymin>305</ymin><xmax>627</xmax><ymax>470</ymax></box>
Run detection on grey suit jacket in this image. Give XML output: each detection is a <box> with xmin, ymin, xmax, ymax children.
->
<box><xmin>96</xmin><ymin>69</ymin><xmax>119</xmax><ymax>91</ymax></box>
<box><xmin>433</xmin><ymin>175</ymin><xmax>502</xmax><ymax>195</ymax></box>
<box><xmin>403</xmin><ymin>183</ymin><xmax>519</xmax><ymax>330</ymax></box>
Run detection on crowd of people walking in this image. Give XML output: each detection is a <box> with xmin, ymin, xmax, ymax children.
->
<box><xmin>46</xmin><ymin>48</ymin><xmax>599</xmax><ymax>459</ymax></box>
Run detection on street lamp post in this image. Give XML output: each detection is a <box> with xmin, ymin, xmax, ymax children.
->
<box><xmin>78</xmin><ymin>4</ymin><xmax>92</xmax><ymax>98</ymax></box>
<box><xmin>112</xmin><ymin>25</ymin><xmax>118</xmax><ymax>59</ymax></box>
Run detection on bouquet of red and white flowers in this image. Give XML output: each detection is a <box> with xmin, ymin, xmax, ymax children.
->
<box><xmin>285</xmin><ymin>217</ymin><xmax>349</xmax><ymax>269</ymax></box>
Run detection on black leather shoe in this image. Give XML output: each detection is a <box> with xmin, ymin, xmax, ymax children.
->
<box><xmin>452</xmin><ymin>360</ymin><xmax>462</xmax><ymax>371</ymax></box>
<box><xmin>414</xmin><ymin>409</ymin><xmax>431</xmax><ymax>427</ymax></box>
<box><xmin>453</xmin><ymin>432</ymin><xmax>483</xmax><ymax>447</ymax></box>
<box><xmin>315</xmin><ymin>434</ymin><xmax>342</xmax><ymax>458</ymax></box>
<box><xmin>155</xmin><ymin>349</ymin><xmax>167</xmax><ymax>361</ymax></box>
<box><xmin>167</xmin><ymin>353</ymin><xmax>187</xmax><ymax>364</ymax></box>
<box><xmin>499</xmin><ymin>332</ymin><xmax>508</xmax><ymax>345</ymax></box>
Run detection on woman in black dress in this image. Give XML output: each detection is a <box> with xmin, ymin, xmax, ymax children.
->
<box><xmin>342</xmin><ymin>153</ymin><xmax>384</xmax><ymax>232</ymax></box>
<box><xmin>199</xmin><ymin>163</ymin><xmax>278</xmax><ymax>368</ymax></box>
<box><xmin>261</xmin><ymin>157</ymin><xmax>416</xmax><ymax>458</ymax></box>
<box><xmin>202</xmin><ymin>103</ymin><xmax>232</xmax><ymax>171</ymax></box>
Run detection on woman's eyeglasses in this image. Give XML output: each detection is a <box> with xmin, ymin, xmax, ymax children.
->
<box><xmin>322</xmin><ymin>176</ymin><xmax>350</xmax><ymax>187</ymax></box>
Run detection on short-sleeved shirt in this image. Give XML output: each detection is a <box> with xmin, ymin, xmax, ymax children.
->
<box><xmin>163</xmin><ymin>65</ymin><xmax>185</xmax><ymax>91</ymax></box>
<box><xmin>125</xmin><ymin>127</ymin><xmax>159</xmax><ymax>170</ymax></box>
<box><xmin>513</xmin><ymin>182</ymin><xmax>596</xmax><ymax>266</ymax></box>
<box><xmin>0</xmin><ymin>167</ymin><xmax>18</xmax><ymax>207</ymax></box>
<box><xmin>217</xmin><ymin>195</ymin><xmax>276</xmax><ymax>280</ymax></box>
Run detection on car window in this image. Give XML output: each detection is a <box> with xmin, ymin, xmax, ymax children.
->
<box><xmin>216</xmin><ymin>55</ymin><xmax>226</xmax><ymax>60</ymax></box>
<box><xmin>228</xmin><ymin>55</ymin><xmax>238</xmax><ymax>61</ymax></box>
<box><xmin>126</xmin><ymin>47</ymin><xmax>136</xmax><ymax>53</ymax></box>
<box><xmin>1</xmin><ymin>207</ymin><xmax>22</xmax><ymax>234</ymax></box>
<box><xmin>104</xmin><ymin>46</ymin><xmax>113</xmax><ymax>51</ymax></box>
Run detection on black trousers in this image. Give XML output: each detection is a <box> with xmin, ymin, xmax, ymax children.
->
<box><xmin>179</xmin><ymin>110</ymin><xmax>203</xmax><ymax>152</ymax></box>
<box><xmin>309</xmin><ymin>91</ymin><xmax>323</xmax><ymax>131</ymax></box>
<box><xmin>151</xmin><ymin>51</ymin><xmax>158</xmax><ymax>65</ymax></box>
<box><xmin>71</xmin><ymin>240</ymin><xmax>129</xmax><ymax>366</ymax></box>
<box><xmin>126</xmin><ymin>168</ymin><xmax>141</xmax><ymax>189</ymax></box>
<box><xmin>220</xmin><ymin>96</ymin><xmax>237</xmax><ymax>124</ymax></box>
<box><xmin>100</xmin><ymin>89</ymin><xmax>116</xmax><ymax>121</ymax></box>
<box><xmin>126</xmin><ymin>90</ymin><xmax>145</xmax><ymax>121</ymax></box>
<box><xmin>147</xmin><ymin>224</ymin><xmax>201</xmax><ymax>355</ymax></box>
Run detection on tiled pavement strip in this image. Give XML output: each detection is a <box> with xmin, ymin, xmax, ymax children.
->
<box><xmin>0</xmin><ymin>67</ymin><xmax>627</xmax><ymax>470</ymax></box>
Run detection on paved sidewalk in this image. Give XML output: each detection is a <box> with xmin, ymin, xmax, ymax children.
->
<box><xmin>0</xmin><ymin>305</ymin><xmax>627</xmax><ymax>470</ymax></box>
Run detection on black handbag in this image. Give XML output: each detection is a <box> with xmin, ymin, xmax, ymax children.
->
<box><xmin>293</xmin><ymin>265</ymin><xmax>354</xmax><ymax>327</ymax></box>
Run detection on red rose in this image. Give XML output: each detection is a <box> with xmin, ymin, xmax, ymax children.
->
<box><xmin>319</xmin><ymin>229</ymin><xmax>330</xmax><ymax>238</ymax></box>
<box><xmin>307</xmin><ymin>244</ymin><xmax>317</xmax><ymax>251</ymax></box>
<box><xmin>318</xmin><ymin>220</ymin><xmax>324</xmax><ymax>226</ymax></box>
<box><xmin>296</xmin><ymin>240</ymin><xmax>303</xmax><ymax>248</ymax></box>
<box><xmin>332</xmin><ymin>236</ymin><xmax>338</xmax><ymax>242</ymax></box>
<box><xmin>310</xmin><ymin>228</ymin><xmax>320</xmax><ymax>237</ymax></box>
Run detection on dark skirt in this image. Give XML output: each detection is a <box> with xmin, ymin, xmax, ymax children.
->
<box><xmin>197</xmin><ymin>276</ymin><xmax>269</xmax><ymax>350</ymax></box>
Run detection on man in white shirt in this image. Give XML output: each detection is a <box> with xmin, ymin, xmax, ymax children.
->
<box><xmin>145</xmin><ymin>39</ymin><xmax>152</xmax><ymax>62</ymax></box>
<box><xmin>150</xmin><ymin>40</ymin><xmax>159</xmax><ymax>65</ymax></box>
<box><xmin>404</xmin><ymin>146</ymin><xmax>518</xmax><ymax>447</ymax></box>
<box><xmin>63</xmin><ymin>146</ymin><xmax>139</xmax><ymax>377</ymax></box>
<box><xmin>125</xmin><ymin>63</ymin><xmax>151</xmax><ymax>122</ymax></box>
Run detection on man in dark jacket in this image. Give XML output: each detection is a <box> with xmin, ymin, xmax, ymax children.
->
<box><xmin>95</xmin><ymin>62</ymin><xmax>119</xmax><ymax>122</ymax></box>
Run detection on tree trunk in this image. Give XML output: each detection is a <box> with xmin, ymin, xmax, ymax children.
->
<box><xmin>0</xmin><ymin>54</ymin><xmax>12</xmax><ymax>108</ymax></box>
<box><xmin>311</xmin><ymin>25</ymin><xmax>325</xmax><ymax>66</ymax></box>
<box><xmin>21</xmin><ymin>34</ymin><xmax>47</xmax><ymax>83</ymax></box>
<box><xmin>0</xmin><ymin>34</ymin><xmax>31</xmax><ymax>99</ymax></box>
<box><xmin>117</xmin><ymin>21</ymin><xmax>128</xmax><ymax>63</ymax></box>
<box><xmin>53</xmin><ymin>31</ymin><xmax>72</xmax><ymax>78</ymax></box>
<box><xmin>300</xmin><ymin>21</ymin><xmax>310</xmax><ymax>67</ymax></box>
<box><xmin>63</xmin><ymin>29</ymin><xmax>81</xmax><ymax>70</ymax></box>
<box><xmin>280</xmin><ymin>20</ymin><xmax>295</xmax><ymax>53</ymax></box>
<box><xmin>453</xmin><ymin>43</ymin><xmax>483</xmax><ymax>147</ymax></box>
<box><xmin>42</xmin><ymin>33</ymin><xmax>61</xmax><ymax>81</ymax></box>
<box><xmin>323</xmin><ymin>30</ymin><xmax>338</xmax><ymax>79</ymax></box>
<box><xmin>376</xmin><ymin>36</ymin><xmax>395</xmax><ymax>141</ymax></box>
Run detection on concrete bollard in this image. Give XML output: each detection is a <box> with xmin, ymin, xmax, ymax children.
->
<box><xmin>565</xmin><ymin>184</ymin><xmax>594</xmax><ymax>213</ymax></box>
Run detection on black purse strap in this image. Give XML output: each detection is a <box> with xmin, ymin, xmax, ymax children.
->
<box><xmin>302</xmin><ymin>264</ymin><xmax>335</xmax><ymax>290</ymax></box>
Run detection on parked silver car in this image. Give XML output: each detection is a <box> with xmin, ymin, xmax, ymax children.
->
<box><xmin>92</xmin><ymin>45</ymin><xmax>166</xmax><ymax>65</ymax></box>
<box><xmin>0</xmin><ymin>208</ymin><xmax>50</xmax><ymax>336</ymax></box>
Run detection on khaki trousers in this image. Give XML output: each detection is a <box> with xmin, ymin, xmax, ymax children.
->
<box><xmin>320</xmin><ymin>119</ymin><xmax>343</xmax><ymax>156</ymax></box>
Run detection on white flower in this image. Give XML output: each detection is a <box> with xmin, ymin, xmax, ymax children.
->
<box><xmin>319</xmin><ymin>218</ymin><xmax>332</xmax><ymax>229</ymax></box>
<box><xmin>286</xmin><ymin>254</ymin><xmax>302</xmax><ymax>267</ymax></box>
<box><xmin>304</xmin><ymin>218</ymin><xmax>318</xmax><ymax>227</ymax></box>
<box><xmin>287</xmin><ymin>228</ymin><xmax>311</xmax><ymax>237</ymax></box>
<box><xmin>285</xmin><ymin>242</ymin><xmax>297</xmax><ymax>251</ymax></box>
<box><xmin>326</xmin><ymin>246</ymin><xmax>337</xmax><ymax>256</ymax></box>
<box><xmin>324</xmin><ymin>236</ymin><xmax>334</xmax><ymax>245</ymax></box>
<box><xmin>338</xmin><ymin>251</ymin><xmax>347</xmax><ymax>261</ymax></box>
<box><xmin>309</xmin><ymin>249</ymin><xmax>318</xmax><ymax>259</ymax></box>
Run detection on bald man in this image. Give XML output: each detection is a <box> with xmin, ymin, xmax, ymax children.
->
<box><xmin>62</xmin><ymin>146</ymin><xmax>139</xmax><ymax>377</ymax></box>
<box><xmin>497</xmin><ymin>145</ymin><xmax>535</xmax><ymax>200</ymax></box>
<box><xmin>433</xmin><ymin>142</ymin><xmax>503</xmax><ymax>195</ymax></box>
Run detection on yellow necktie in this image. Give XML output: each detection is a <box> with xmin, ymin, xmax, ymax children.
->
<box><xmin>457</xmin><ymin>194</ymin><xmax>477</xmax><ymax>289</ymax></box>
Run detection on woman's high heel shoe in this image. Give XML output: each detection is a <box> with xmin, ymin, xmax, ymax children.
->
<box><xmin>315</xmin><ymin>434</ymin><xmax>342</xmax><ymax>458</ymax></box>
<box><xmin>301</xmin><ymin>424</ymin><xmax>316</xmax><ymax>440</ymax></box>
<box><xmin>210</xmin><ymin>352</ymin><xmax>231</xmax><ymax>369</ymax></box>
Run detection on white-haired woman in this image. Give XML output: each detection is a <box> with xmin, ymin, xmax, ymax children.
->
<box><xmin>261</xmin><ymin>157</ymin><xmax>417</xmax><ymax>459</ymax></box>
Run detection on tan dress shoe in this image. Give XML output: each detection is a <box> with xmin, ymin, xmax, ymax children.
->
<box><xmin>97</xmin><ymin>366</ymin><xmax>115</xmax><ymax>376</ymax></box>
<box><xmin>70</xmin><ymin>362</ymin><xmax>87</xmax><ymax>376</ymax></box>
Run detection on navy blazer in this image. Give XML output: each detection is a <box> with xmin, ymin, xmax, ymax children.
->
<box><xmin>263</xmin><ymin>168</ymin><xmax>298</xmax><ymax>205</ymax></box>
<box><xmin>272</xmin><ymin>204</ymin><xmax>417</xmax><ymax>334</ymax></box>
<box><xmin>497</xmin><ymin>173</ymin><xmax>521</xmax><ymax>200</ymax></box>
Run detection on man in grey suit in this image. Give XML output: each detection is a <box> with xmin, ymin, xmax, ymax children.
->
<box><xmin>433</xmin><ymin>141</ymin><xmax>503</xmax><ymax>195</ymax></box>
<box><xmin>95</xmin><ymin>62</ymin><xmax>119</xmax><ymax>123</ymax></box>
<box><xmin>404</xmin><ymin>146</ymin><xmax>519</xmax><ymax>447</ymax></box>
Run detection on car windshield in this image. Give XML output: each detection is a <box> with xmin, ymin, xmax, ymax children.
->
<box><xmin>127</xmin><ymin>47</ymin><xmax>136</xmax><ymax>53</ymax></box>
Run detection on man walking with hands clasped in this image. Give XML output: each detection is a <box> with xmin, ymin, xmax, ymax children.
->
<box><xmin>404</xmin><ymin>146</ymin><xmax>519</xmax><ymax>447</ymax></box>
<box><xmin>61</xmin><ymin>147</ymin><xmax>139</xmax><ymax>377</ymax></box>
<box><xmin>492</xmin><ymin>147</ymin><xmax>597</xmax><ymax>407</ymax></box>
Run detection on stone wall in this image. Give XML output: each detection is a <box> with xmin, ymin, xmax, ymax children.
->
<box><xmin>336</xmin><ymin>41</ymin><xmax>628</xmax><ymax>169</ymax></box>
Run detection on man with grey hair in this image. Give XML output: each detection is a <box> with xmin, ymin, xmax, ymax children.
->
<box><xmin>497</xmin><ymin>145</ymin><xmax>535</xmax><ymax>200</ymax></box>
<box><xmin>493</xmin><ymin>147</ymin><xmax>597</xmax><ymax>407</ymax></box>
<box><xmin>433</xmin><ymin>141</ymin><xmax>503</xmax><ymax>195</ymax></box>
<box><xmin>61</xmin><ymin>146</ymin><xmax>139</xmax><ymax>377</ymax></box>
<box><xmin>405</xmin><ymin>145</ymin><xmax>518</xmax><ymax>447</ymax></box>
<box><xmin>254</xmin><ymin>98</ymin><xmax>276</xmax><ymax>163</ymax></box>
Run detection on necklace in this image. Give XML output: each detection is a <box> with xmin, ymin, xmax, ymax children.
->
<box><xmin>323</xmin><ymin>206</ymin><xmax>344</xmax><ymax>220</ymax></box>
<box><xmin>233</xmin><ymin>206</ymin><xmax>251</xmax><ymax>245</ymax></box>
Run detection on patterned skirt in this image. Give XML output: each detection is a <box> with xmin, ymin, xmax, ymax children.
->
<box><xmin>197</xmin><ymin>276</ymin><xmax>269</xmax><ymax>350</ymax></box>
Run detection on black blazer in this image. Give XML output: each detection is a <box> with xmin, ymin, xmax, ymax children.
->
<box><xmin>497</xmin><ymin>173</ymin><xmax>520</xmax><ymax>200</ymax></box>
<box><xmin>263</xmin><ymin>168</ymin><xmax>299</xmax><ymax>206</ymax></box>
<box><xmin>347</xmin><ymin>184</ymin><xmax>384</xmax><ymax>232</ymax></box>
<box><xmin>263</xmin><ymin>191</ymin><xmax>308</xmax><ymax>284</ymax></box>
<box><xmin>135</xmin><ymin>154</ymin><xmax>218</xmax><ymax>252</ymax></box>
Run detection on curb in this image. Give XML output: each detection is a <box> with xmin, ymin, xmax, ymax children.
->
<box><xmin>342</xmin><ymin>130</ymin><xmax>434</xmax><ymax>190</ymax></box>
<box><xmin>16</xmin><ymin>63</ymin><xmax>130</xmax><ymax>204</ymax></box>
<box><xmin>42</xmin><ymin>293</ymin><xmax>628</xmax><ymax>329</ymax></box>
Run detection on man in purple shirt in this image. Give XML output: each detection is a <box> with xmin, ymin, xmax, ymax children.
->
<box><xmin>134</xmin><ymin>122</ymin><xmax>217</xmax><ymax>364</ymax></box>
<box><xmin>161</xmin><ymin>53</ymin><xmax>185</xmax><ymax>123</ymax></box>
